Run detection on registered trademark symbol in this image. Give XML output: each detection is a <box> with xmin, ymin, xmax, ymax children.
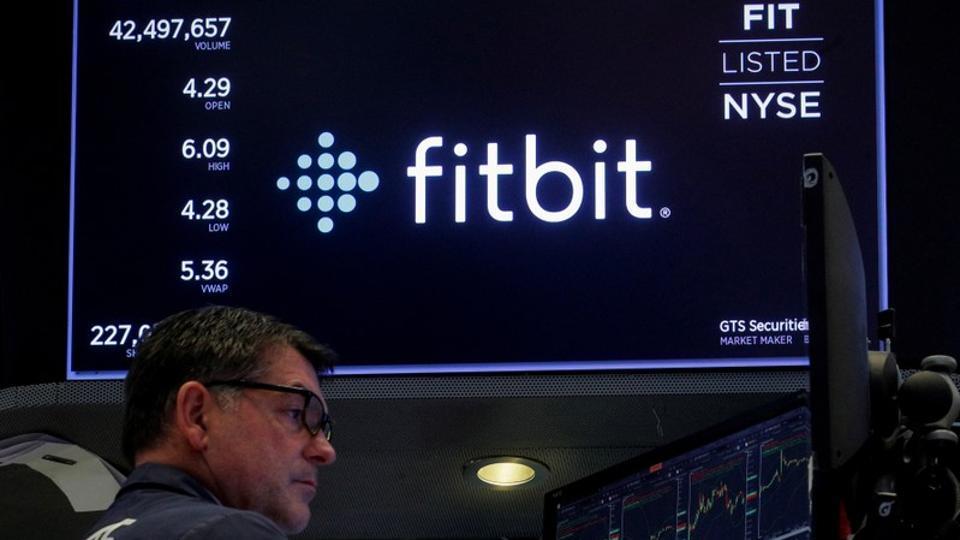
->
<box><xmin>660</xmin><ymin>207</ymin><xmax>672</xmax><ymax>218</ymax></box>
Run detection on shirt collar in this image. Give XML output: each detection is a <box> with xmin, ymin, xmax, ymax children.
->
<box><xmin>119</xmin><ymin>462</ymin><xmax>223</xmax><ymax>505</ymax></box>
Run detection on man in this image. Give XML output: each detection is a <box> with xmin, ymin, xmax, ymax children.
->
<box><xmin>85</xmin><ymin>306</ymin><xmax>338</xmax><ymax>539</ymax></box>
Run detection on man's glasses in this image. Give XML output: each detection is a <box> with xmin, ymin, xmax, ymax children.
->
<box><xmin>204</xmin><ymin>380</ymin><xmax>333</xmax><ymax>441</ymax></box>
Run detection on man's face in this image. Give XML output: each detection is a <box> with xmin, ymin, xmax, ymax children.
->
<box><xmin>204</xmin><ymin>345</ymin><xmax>336</xmax><ymax>533</ymax></box>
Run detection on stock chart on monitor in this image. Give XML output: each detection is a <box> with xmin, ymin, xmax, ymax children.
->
<box><xmin>67</xmin><ymin>1</ymin><xmax>884</xmax><ymax>377</ymax></box>
<box><xmin>548</xmin><ymin>400</ymin><xmax>811</xmax><ymax>540</ymax></box>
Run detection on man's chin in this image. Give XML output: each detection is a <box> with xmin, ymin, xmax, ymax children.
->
<box><xmin>273</xmin><ymin>502</ymin><xmax>312</xmax><ymax>534</ymax></box>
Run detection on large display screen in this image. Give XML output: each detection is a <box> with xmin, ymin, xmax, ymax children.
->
<box><xmin>67</xmin><ymin>0</ymin><xmax>886</xmax><ymax>378</ymax></box>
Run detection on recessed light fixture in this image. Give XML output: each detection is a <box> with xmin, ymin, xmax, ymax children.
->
<box><xmin>463</xmin><ymin>456</ymin><xmax>549</xmax><ymax>488</ymax></box>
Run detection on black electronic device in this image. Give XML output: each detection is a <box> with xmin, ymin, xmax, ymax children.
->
<box><xmin>801</xmin><ymin>152</ymin><xmax>872</xmax><ymax>536</ymax></box>
<box><xmin>542</xmin><ymin>392</ymin><xmax>811</xmax><ymax>540</ymax></box>
<box><xmin>801</xmin><ymin>154</ymin><xmax>960</xmax><ymax>538</ymax></box>
<box><xmin>864</xmin><ymin>354</ymin><xmax>960</xmax><ymax>539</ymax></box>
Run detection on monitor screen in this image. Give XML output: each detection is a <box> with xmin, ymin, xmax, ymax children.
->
<box><xmin>543</xmin><ymin>395</ymin><xmax>811</xmax><ymax>540</ymax></box>
<box><xmin>67</xmin><ymin>0</ymin><xmax>885</xmax><ymax>378</ymax></box>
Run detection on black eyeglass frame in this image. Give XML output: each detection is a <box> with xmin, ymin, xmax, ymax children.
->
<box><xmin>204</xmin><ymin>379</ymin><xmax>333</xmax><ymax>441</ymax></box>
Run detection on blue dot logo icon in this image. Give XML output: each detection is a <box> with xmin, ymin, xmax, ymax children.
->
<box><xmin>275</xmin><ymin>131</ymin><xmax>381</xmax><ymax>234</ymax></box>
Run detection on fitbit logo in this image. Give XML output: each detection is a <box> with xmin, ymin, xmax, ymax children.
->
<box><xmin>275</xmin><ymin>131</ymin><xmax>381</xmax><ymax>234</ymax></box>
<box><xmin>277</xmin><ymin>132</ymin><xmax>666</xmax><ymax>234</ymax></box>
<box><xmin>406</xmin><ymin>134</ymin><xmax>665</xmax><ymax>224</ymax></box>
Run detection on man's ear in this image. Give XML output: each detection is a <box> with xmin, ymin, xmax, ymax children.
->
<box><xmin>174</xmin><ymin>381</ymin><xmax>216</xmax><ymax>452</ymax></box>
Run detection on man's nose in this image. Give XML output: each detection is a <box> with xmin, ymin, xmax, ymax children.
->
<box><xmin>306</xmin><ymin>435</ymin><xmax>336</xmax><ymax>465</ymax></box>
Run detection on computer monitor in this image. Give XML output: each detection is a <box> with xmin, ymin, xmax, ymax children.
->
<box><xmin>802</xmin><ymin>152</ymin><xmax>871</xmax><ymax>472</ymax></box>
<box><xmin>802</xmin><ymin>153</ymin><xmax>874</xmax><ymax>537</ymax></box>
<box><xmin>543</xmin><ymin>393</ymin><xmax>811</xmax><ymax>540</ymax></box>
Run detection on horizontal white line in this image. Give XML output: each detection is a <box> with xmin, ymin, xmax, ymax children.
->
<box><xmin>719</xmin><ymin>80</ymin><xmax>824</xmax><ymax>86</ymax></box>
<box><xmin>719</xmin><ymin>37</ymin><xmax>824</xmax><ymax>44</ymax></box>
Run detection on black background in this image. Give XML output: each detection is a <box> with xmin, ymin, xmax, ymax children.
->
<box><xmin>2</xmin><ymin>1</ymin><xmax>957</xmax><ymax>385</ymax></box>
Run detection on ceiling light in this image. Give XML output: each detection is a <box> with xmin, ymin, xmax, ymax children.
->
<box><xmin>463</xmin><ymin>456</ymin><xmax>549</xmax><ymax>488</ymax></box>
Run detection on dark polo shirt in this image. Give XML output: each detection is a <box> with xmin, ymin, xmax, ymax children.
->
<box><xmin>84</xmin><ymin>463</ymin><xmax>286</xmax><ymax>539</ymax></box>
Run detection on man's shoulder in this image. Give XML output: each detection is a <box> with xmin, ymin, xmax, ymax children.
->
<box><xmin>84</xmin><ymin>464</ymin><xmax>286</xmax><ymax>539</ymax></box>
<box><xmin>181</xmin><ymin>509</ymin><xmax>287</xmax><ymax>539</ymax></box>
<box><xmin>86</xmin><ymin>506</ymin><xmax>284</xmax><ymax>540</ymax></box>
